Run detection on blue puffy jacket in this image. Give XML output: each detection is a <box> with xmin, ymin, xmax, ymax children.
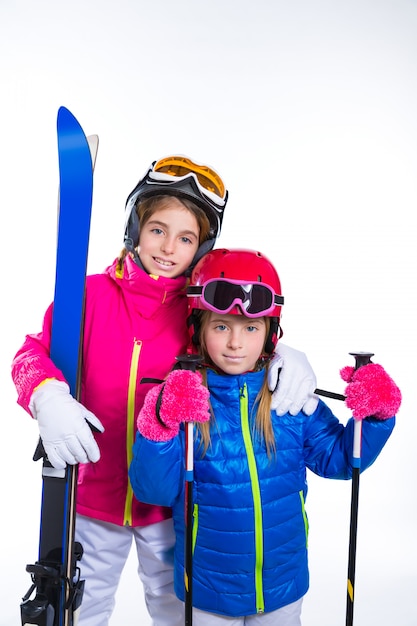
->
<box><xmin>129</xmin><ymin>368</ymin><xmax>395</xmax><ymax>617</ymax></box>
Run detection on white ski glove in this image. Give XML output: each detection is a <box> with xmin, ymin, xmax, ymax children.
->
<box><xmin>268</xmin><ymin>343</ymin><xmax>319</xmax><ymax>416</ymax></box>
<box><xmin>29</xmin><ymin>379</ymin><xmax>104</xmax><ymax>470</ymax></box>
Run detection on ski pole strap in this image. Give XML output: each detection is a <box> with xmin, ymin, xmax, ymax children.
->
<box><xmin>155</xmin><ymin>384</ymin><xmax>169</xmax><ymax>429</ymax></box>
<box><xmin>315</xmin><ymin>388</ymin><xmax>346</xmax><ymax>402</ymax></box>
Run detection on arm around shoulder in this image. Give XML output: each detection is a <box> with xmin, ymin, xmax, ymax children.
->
<box><xmin>268</xmin><ymin>343</ymin><xmax>319</xmax><ymax>416</ymax></box>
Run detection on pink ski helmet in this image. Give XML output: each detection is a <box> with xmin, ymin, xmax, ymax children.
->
<box><xmin>187</xmin><ymin>248</ymin><xmax>284</xmax><ymax>354</ymax></box>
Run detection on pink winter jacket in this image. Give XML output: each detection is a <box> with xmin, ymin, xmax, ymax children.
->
<box><xmin>11</xmin><ymin>255</ymin><xmax>190</xmax><ymax>527</ymax></box>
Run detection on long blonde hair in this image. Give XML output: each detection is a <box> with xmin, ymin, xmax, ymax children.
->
<box><xmin>116</xmin><ymin>195</ymin><xmax>211</xmax><ymax>272</ymax></box>
<box><xmin>196</xmin><ymin>310</ymin><xmax>276</xmax><ymax>458</ymax></box>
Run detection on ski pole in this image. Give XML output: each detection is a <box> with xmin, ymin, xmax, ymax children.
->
<box><xmin>315</xmin><ymin>351</ymin><xmax>374</xmax><ymax>625</ymax></box>
<box><xmin>175</xmin><ymin>354</ymin><xmax>204</xmax><ymax>626</ymax></box>
<box><xmin>345</xmin><ymin>351</ymin><xmax>374</xmax><ymax>626</ymax></box>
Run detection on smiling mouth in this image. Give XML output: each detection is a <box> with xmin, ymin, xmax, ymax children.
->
<box><xmin>154</xmin><ymin>257</ymin><xmax>174</xmax><ymax>267</ymax></box>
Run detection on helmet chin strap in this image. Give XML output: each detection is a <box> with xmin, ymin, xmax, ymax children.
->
<box><xmin>124</xmin><ymin>238</ymin><xmax>146</xmax><ymax>271</ymax></box>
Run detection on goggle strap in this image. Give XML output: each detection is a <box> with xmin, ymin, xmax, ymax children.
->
<box><xmin>148</xmin><ymin>171</ymin><xmax>227</xmax><ymax>207</ymax></box>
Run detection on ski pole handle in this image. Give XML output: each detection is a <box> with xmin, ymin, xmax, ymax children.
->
<box><xmin>315</xmin><ymin>352</ymin><xmax>374</xmax><ymax>403</ymax></box>
<box><xmin>346</xmin><ymin>351</ymin><xmax>374</xmax><ymax>626</ymax></box>
<box><xmin>349</xmin><ymin>351</ymin><xmax>374</xmax><ymax>370</ymax></box>
<box><xmin>349</xmin><ymin>352</ymin><xmax>374</xmax><ymax>463</ymax></box>
<box><xmin>175</xmin><ymin>353</ymin><xmax>203</xmax><ymax>371</ymax></box>
<box><xmin>175</xmin><ymin>354</ymin><xmax>203</xmax><ymax>473</ymax></box>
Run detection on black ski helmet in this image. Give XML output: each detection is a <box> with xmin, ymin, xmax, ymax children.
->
<box><xmin>123</xmin><ymin>155</ymin><xmax>228</xmax><ymax>268</ymax></box>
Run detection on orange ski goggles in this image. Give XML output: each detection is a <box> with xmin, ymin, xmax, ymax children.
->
<box><xmin>152</xmin><ymin>155</ymin><xmax>227</xmax><ymax>203</ymax></box>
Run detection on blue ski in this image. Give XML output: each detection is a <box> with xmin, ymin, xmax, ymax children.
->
<box><xmin>21</xmin><ymin>107</ymin><xmax>98</xmax><ymax>626</ymax></box>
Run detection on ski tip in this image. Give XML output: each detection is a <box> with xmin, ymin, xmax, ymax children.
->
<box><xmin>87</xmin><ymin>134</ymin><xmax>99</xmax><ymax>151</ymax></box>
<box><xmin>57</xmin><ymin>105</ymin><xmax>78</xmax><ymax>124</ymax></box>
<box><xmin>57</xmin><ymin>107</ymin><xmax>86</xmax><ymax>140</ymax></box>
<box><xmin>87</xmin><ymin>135</ymin><xmax>99</xmax><ymax>168</ymax></box>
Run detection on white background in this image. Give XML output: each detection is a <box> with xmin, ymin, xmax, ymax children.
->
<box><xmin>1</xmin><ymin>1</ymin><xmax>416</xmax><ymax>624</ymax></box>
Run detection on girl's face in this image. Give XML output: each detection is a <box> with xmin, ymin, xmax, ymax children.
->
<box><xmin>138</xmin><ymin>198</ymin><xmax>200</xmax><ymax>277</ymax></box>
<box><xmin>203</xmin><ymin>312</ymin><xmax>267</xmax><ymax>375</ymax></box>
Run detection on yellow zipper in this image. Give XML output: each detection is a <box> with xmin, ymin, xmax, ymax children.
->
<box><xmin>299</xmin><ymin>490</ymin><xmax>309</xmax><ymax>547</ymax></box>
<box><xmin>240</xmin><ymin>383</ymin><xmax>264</xmax><ymax>614</ymax></box>
<box><xmin>123</xmin><ymin>338</ymin><xmax>142</xmax><ymax>525</ymax></box>
<box><xmin>192</xmin><ymin>503</ymin><xmax>198</xmax><ymax>554</ymax></box>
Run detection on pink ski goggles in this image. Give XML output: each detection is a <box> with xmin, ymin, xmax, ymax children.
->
<box><xmin>187</xmin><ymin>278</ymin><xmax>284</xmax><ymax>318</ymax></box>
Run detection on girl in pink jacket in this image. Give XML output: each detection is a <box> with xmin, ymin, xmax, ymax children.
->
<box><xmin>11</xmin><ymin>155</ymin><xmax>319</xmax><ymax>626</ymax></box>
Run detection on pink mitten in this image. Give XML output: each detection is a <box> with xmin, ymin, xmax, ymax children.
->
<box><xmin>137</xmin><ymin>370</ymin><xmax>210</xmax><ymax>442</ymax></box>
<box><xmin>340</xmin><ymin>363</ymin><xmax>401</xmax><ymax>421</ymax></box>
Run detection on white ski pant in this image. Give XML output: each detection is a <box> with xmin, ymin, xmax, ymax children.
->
<box><xmin>191</xmin><ymin>598</ymin><xmax>303</xmax><ymax>626</ymax></box>
<box><xmin>75</xmin><ymin>514</ymin><xmax>183</xmax><ymax>626</ymax></box>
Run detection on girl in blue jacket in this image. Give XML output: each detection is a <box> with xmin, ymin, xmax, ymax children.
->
<box><xmin>129</xmin><ymin>248</ymin><xmax>401</xmax><ymax>626</ymax></box>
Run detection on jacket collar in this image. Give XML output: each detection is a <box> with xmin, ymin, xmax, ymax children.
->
<box><xmin>105</xmin><ymin>255</ymin><xmax>188</xmax><ymax>316</ymax></box>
